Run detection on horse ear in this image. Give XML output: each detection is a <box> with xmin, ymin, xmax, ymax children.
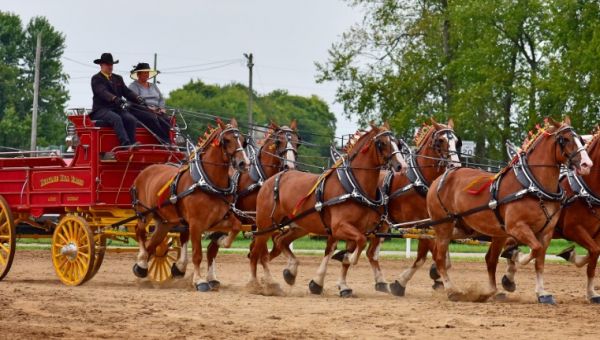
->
<box><xmin>290</xmin><ymin>119</ymin><xmax>297</xmax><ymax>130</ymax></box>
<box><xmin>217</xmin><ymin>119</ymin><xmax>226</xmax><ymax>130</ymax></box>
<box><xmin>546</xmin><ymin>117</ymin><xmax>560</xmax><ymax>128</ymax></box>
<box><xmin>369</xmin><ymin>120</ymin><xmax>378</xmax><ymax>131</ymax></box>
<box><xmin>430</xmin><ymin>117</ymin><xmax>441</xmax><ymax>129</ymax></box>
<box><xmin>383</xmin><ymin>121</ymin><xmax>390</xmax><ymax>129</ymax></box>
<box><xmin>229</xmin><ymin>118</ymin><xmax>238</xmax><ymax>128</ymax></box>
<box><xmin>447</xmin><ymin>118</ymin><xmax>454</xmax><ymax>129</ymax></box>
<box><xmin>269</xmin><ymin>120</ymin><xmax>278</xmax><ymax>129</ymax></box>
<box><xmin>563</xmin><ymin>116</ymin><xmax>571</xmax><ymax>126</ymax></box>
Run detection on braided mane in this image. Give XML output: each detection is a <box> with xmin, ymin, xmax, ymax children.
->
<box><xmin>586</xmin><ymin>125</ymin><xmax>600</xmax><ymax>150</ymax></box>
<box><xmin>520</xmin><ymin>120</ymin><xmax>557</xmax><ymax>152</ymax></box>
<box><xmin>414</xmin><ymin>124</ymin><xmax>434</xmax><ymax>147</ymax></box>
<box><xmin>197</xmin><ymin>124</ymin><xmax>222</xmax><ymax>149</ymax></box>
<box><xmin>343</xmin><ymin>129</ymin><xmax>367</xmax><ymax>153</ymax></box>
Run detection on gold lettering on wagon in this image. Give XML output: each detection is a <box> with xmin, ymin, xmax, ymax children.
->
<box><xmin>39</xmin><ymin>174</ymin><xmax>85</xmax><ymax>187</ymax></box>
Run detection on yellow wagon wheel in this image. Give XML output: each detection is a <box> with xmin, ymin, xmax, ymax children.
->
<box><xmin>83</xmin><ymin>233</ymin><xmax>106</xmax><ymax>283</ymax></box>
<box><xmin>148</xmin><ymin>236</ymin><xmax>181</xmax><ymax>283</ymax></box>
<box><xmin>0</xmin><ymin>196</ymin><xmax>16</xmax><ymax>281</ymax></box>
<box><xmin>51</xmin><ymin>215</ymin><xmax>95</xmax><ymax>286</ymax></box>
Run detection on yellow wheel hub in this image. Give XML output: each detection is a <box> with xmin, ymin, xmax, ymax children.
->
<box><xmin>0</xmin><ymin>196</ymin><xmax>16</xmax><ymax>281</ymax></box>
<box><xmin>51</xmin><ymin>215</ymin><xmax>95</xmax><ymax>286</ymax></box>
<box><xmin>148</xmin><ymin>236</ymin><xmax>181</xmax><ymax>283</ymax></box>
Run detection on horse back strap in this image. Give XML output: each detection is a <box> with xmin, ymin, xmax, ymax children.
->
<box><xmin>315</xmin><ymin>175</ymin><xmax>332</xmax><ymax>235</ymax></box>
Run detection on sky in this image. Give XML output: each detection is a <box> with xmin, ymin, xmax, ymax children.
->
<box><xmin>0</xmin><ymin>0</ymin><xmax>363</xmax><ymax>136</ymax></box>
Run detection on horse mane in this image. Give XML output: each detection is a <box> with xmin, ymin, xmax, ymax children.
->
<box><xmin>586</xmin><ymin>125</ymin><xmax>600</xmax><ymax>151</ymax></box>
<box><xmin>520</xmin><ymin>119</ymin><xmax>562</xmax><ymax>153</ymax></box>
<box><xmin>343</xmin><ymin>129</ymin><xmax>368</xmax><ymax>154</ymax></box>
<box><xmin>414</xmin><ymin>124</ymin><xmax>434</xmax><ymax>147</ymax></box>
<box><xmin>197</xmin><ymin>124</ymin><xmax>223</xmax><ymax>149</ymax></box>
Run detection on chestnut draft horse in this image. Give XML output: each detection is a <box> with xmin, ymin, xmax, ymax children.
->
<box><xmin>195</xmin><ymin>121</ymin><xmax>301</xmax><ymax>290</ymax></box>
<box><xmin>268</xmin><ymin>119</ymin><xmax>461</xmax><ymax>297</ymax></box>
<box><xmin>248</xmin><ymin>123</ymin><xmax>407</xmax><ymax>296</ymax></box>
<box><xmin>131</xmin><ymin>118</ymin><xmax>250</xmax><ymax>291</ymax></box>
<box><xmin>426</xmin><ymin>117</ymin><xmax>591</xmax><ymax>304</ymax></box>
<box><xmin>501</xmin><ymin>128</ymin><xmax>600</xmax><ymax>303</ymax></box>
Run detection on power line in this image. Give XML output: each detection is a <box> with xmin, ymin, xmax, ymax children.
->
<box><xmin>161</xmin><ymin>59</ymin><xmax>242</xmax><ymax>71</ymax></box>
<box><xmin>161</xmin><ymin>61</ymin><xmax>241</xmax><ymax>74</ymax></box>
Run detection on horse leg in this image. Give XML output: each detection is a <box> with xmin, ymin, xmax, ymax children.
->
<box><xmin>332</xmin><ymin>222</ymin><xmax>367</xmax><ymax>266</ymax></box>
<box><xmin>484</xmin><ymin>237</ymin><xmax>506</xmax><ymax>301</ymax></box>
<box><xmin>558</xmin><ymin>224</ymin><xmax>600</xmax><ymax>302</ymax></box>
<box><xmin>432</xmin><ymin>223</ymin><xmax>458</xmax><ymax>301</ymax></box>
<box><xmin>189</xmin><ymin>225</ymin><xmax>210</xmax><ymax>292</ymax></box>
<box><xmin>585</xmin><ymin>237</ymin><xmax>600</xmax><ymax>303</ymax></box>
<box><xmin>500</xmin><ymin>238</ymin><xmax>518</xmax><ymax>293</ymax></box>
<box><xmin>532</xmin><ymin>229</ymin><xmax>555</xmax><ymax>304</ymax></box>
<box><xmin>172</xmin><ymin>229</ymin><xmax>188</xmax><ymax>278</ymax></box>
<box><xmin>274</xmin><ymin>225</ymin><xmax>308</xmax><ymax>286</ymax></box>
<box><xmin>133</xmin><ymin>219</ymin><xmax>150</xmax><ymax>278</ymax></box>
<box><xmin>367</xmin><ymin>237</ymin><xmax>391</xmax><ymax>294</ymax></box>
<box><xmin>205</xmin><ymin>239</ymin><xmax>221</xmax><ymax>291</ymax></box>
<box><xmin>309</xmin><ymin>238</ymin><xmax>338</xmax><ymax>295</ymax></box>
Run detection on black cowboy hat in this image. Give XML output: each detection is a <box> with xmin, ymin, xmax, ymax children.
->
<box><xmin>93</xmin><ymin>53</ymin><xmax>119</xmax><ymax>65</ymax></box>
<box><xmin>130</xmin><ymin>62</ymin><xmax>159</xmax><ymax>80</ymax></box>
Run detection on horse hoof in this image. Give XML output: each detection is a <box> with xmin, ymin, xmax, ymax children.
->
<box><xmin>208</xmin><ymin>280</ymin><xmax>221</xmax><ymax>291</ymax></box>
<box><xmin>429</xmin><ymin>263</ymin><xmax>441</xmax><ymax>280</ymax></box>
<box><xmin>390</xmin><ymin>280</ymin><xmax>406</xmax><ymax>297</ymax></box>
<box><xmin>332</xmin><ymin>250</ymin><xmax>347</xmax><ymax>262</ymax></box>
<box><xmin>375</xmin><ymin>282</ymin><xmax>389</xmax><ymax>293</ymax></box>
<box><xmin>283</xmin><ymin>269</ymin><xmax>296</xmax><ymax>286</ymax></box>
<box><xmin>501</xmin><ymin>275</ymin><xmax>516</xmax><ymax>292</ymax></box>
<box><xmin>308</xmin><ymin>280</ymin><xmax>324</xmax><ymax>295</ymax></box>
<box><xmin>196</xmin><ymin>282</ymin><xmax>211</xmax><ymax>292</ymax></box>
<box><xmin>537</xmin><ymin>294</ymin><xmax>556</xmax><ymax>305</ymax></box>
<box><xmin>339</xmin><ymin>289</ymin><xmax>353</xmax><ymax>298</ymax></box>
<box><xmin>500</xmin><ymin>245</ymin><xmax>519</xmax><ymax>260</ymax></box>
<box><xmin>170</xmin><ymin>263</ymin><xmax>185</xmax><ymax>278</ymax></box>
<box><xmin>590</xmin><ymin>296</ymin><xmax>600</xmax><ymax>304</ymax></box>
<box><xmin>432</xmin><ymin>281</ymin><xmax>444</xmax><ymax>291</ymax></box>
<box><xmin>556</xmin><ymin>246</ymin><xmax>575</xmax><ymax>261</ymax></box>
<box><xmin>132</xmin><ymin>264</ymin><xmax>148</xmax><ymax>278</ymax></box>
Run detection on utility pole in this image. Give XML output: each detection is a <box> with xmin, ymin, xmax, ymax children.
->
<box><xmin>243</xmin><ymin>53</ymin><xmax>254</xmax><ymax>138</ymax></box>
<box><xmin>153</xmin><ymin>53</ymin><xmax>157</xmax><ymax>85</ymax></box>
<box><xmin>30</xmin><ymin>33</ymin><xmax>42</xmax><ymax>151</ymax></box>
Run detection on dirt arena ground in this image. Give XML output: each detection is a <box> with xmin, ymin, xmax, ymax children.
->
<box><xmin>1</xmin><ymin>250</ymin><xmax>599</xmax><ymax>339</ymax></box>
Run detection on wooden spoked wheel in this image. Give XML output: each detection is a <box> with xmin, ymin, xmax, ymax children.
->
<box><xmin>51</xmin><ymin>215</ymin><xmax>95</xmax><ymax>286</ymax></box>
<box><xmin>83</xmin><ymin>233</ymin><xmax>106</xmax><ymax>283</ymax></box>
<box><xmin>0</xmin><ymin>196</ymin><xmax>16</xmax><ymax>281</ymax></box>
<box><xmin>148</xmin><ymin>236</ymin><xmax>181</xmax><ymax>283</ymax></box>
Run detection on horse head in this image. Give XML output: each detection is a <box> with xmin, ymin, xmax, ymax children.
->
<box><xmin>353</xmin><ymin>122</ymin><xmax>407</xmax><ymax>173</ymax></box>
<box><xmin>262</xmin><ymin>119</ymin><xmax>301</xmax><ymax>171</ymax></box>
<box><xmin>522</xmin><ymin>117</ymin><xmax>593</xmax><ymax>175</ymax></box>
<box><xmin>216</xmin><ymin>118</ymin><xmax>250</xmax><ymax>172</ymax></box>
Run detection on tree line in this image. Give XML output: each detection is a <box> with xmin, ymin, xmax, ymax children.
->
<box><xmin>317</xmin><ymin>0</ymin><xmax>600</xmax><ymax>160</ymax></box>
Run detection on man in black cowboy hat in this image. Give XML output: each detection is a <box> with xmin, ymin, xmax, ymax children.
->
<box><xmin>90</xmin><ymin>52</ymin><xmax>146</xmax><ymax>146</ymax></box>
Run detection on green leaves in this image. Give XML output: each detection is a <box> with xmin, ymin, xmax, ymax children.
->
<box><xmin>0</xmin><ymin>12</ymin><xmax>69</xmax><ymax>149</ymax></box>
<box><xmin>317</xmin><ymin>0</ymin><xmax>600</xmax><ymax>161</ymax></box>
<box><xmin>166</xmin><ymin>80</ymin><xmax>336</xmax><ymax>171</ymax></box>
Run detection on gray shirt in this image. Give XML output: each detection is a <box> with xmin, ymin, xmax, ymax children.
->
<box><xmin>128</xmin><ymin>81</ymin><xmax>165</xmax><ymax>108</ymax></box>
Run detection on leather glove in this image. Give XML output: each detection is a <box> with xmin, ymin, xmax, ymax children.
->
<box><xmin>137</xmin><ymin>96</ymin><xmax>147</xmax><ymax>106</ymax></box>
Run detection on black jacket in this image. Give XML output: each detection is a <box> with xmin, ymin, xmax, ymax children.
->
<box><xmin>91</xmin><ymin>72</ymin><xmax>141</xmax><ymax>113</ymax></box>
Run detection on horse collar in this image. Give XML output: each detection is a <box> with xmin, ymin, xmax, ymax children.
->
<box><xmin>190</xmin><ymin>152</ymin><xmax>236</xmax><ymax>196</ymax></box>
<box><xmin>513</xmin><ymin>153</ymin><xmax>565</xmax><ymax>201</ymax></box>
<box><xmin>566</xmin><ymin>170</ymin><xmax>600</xmax><ymax>206</ymax></box>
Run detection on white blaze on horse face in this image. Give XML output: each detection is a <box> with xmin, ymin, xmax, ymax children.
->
<box><xmin>238</xmin><ymin>137</ymin><xmax>251</xmax><ymax>169</ymax></box>
<box><xmin>574</xmin><ymin>136</ymin><xmax>592</xmax><ymax>175</ymax></box>
<box><xmin>285</xmin><ymin>140</ymin><xmax>296</xmax><ymax>170</ymax></box>
<box><xmin>445</xmin><ymin>134</ymin><xmax>462</xmax><ymax>168</ymax></box>
<box><xmin>391</xmin><ymin>140</ymin><xmax>408</xmax><ymax>173</ymax></box>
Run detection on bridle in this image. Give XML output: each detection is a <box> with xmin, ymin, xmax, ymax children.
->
<box><xmin>349</xmin><ymin>130</ymin><xmax>404</xmax><ymax>168</ymax></box>
<box><xmin>430</xmin><ymin>128</ymin><xmax>462</xmax><ymax>168</ymax></box>
<box><xmin>553</xmin><ymin>125</ymin><xmax>586</xmax><ymax>170</ymax></box>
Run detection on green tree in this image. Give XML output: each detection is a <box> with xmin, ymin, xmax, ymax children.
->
<box><xmin>0</xmin><ymin>12</ymin><xmax>69</xmax><ymax>149</ymax></box>
<box><xmin>316</xmin><ymin>0</ymin><xmax>600</xmax><ymax>161</ymax></box>
<box><xmin>166</xmin><ymin>80</ymin><xmax>336</xmax><ymax>170</ymax></box>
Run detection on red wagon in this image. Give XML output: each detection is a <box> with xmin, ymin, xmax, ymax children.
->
<box><xmin>0</xmin><ymin>109</ymin><xmax>186</xmax><ymax>285</ymax></box>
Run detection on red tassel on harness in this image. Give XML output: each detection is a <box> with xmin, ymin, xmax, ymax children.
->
<box><xmin>466</xmin><ymin>179</ymin><xmax>493</xmax><ymax>195</ymax></box>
